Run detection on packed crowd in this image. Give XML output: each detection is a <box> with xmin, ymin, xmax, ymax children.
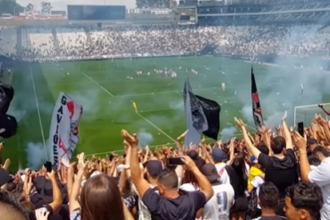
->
<box><xmin>1</xmin><ymin>22</ymin><xmax>330</xmax><ymax>220</ymax></box>
<box><xmin>1</xmin><ymin>108</ymin><xmax>330</xmax><ymax>220</ymax></box>
<box><xmin>1</xmin><ymin>24</ymin><xmax>330</xmax><ymax>61</ymax></box>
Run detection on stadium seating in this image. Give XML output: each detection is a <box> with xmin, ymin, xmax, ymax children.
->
<box><xmin>0</xmin><ymin>28</ymin><xmax>17</xmax><ymax>56</ymax></box>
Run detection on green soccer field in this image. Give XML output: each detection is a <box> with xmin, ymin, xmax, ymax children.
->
<box><xmin>3</xmin><ymin>56</ymin><xmax>329</xmax><ymax>170</ymax></box>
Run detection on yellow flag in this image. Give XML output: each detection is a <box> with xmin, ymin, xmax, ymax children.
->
<box><xmin>133</xmin><ymin>102</ymin><xmax>137</xmax><ymax>113</ymax></box>
<box><xmin>222</xmin><ymin>83</ymin><xmax>226</xmax><ymax>91</ymax></box>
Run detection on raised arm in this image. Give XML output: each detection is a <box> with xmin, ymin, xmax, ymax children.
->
<box><xmin>69</xmin><ymin>153</ymin><xmax>86</xmax><ymax>212</ymax></box>
<box><xmin>48</xmin><ymin>170</ymin><xmax>62</xmax><ymax>212</ymax></box>
<box><xmin>292</xmin><ymin>131</ymin><xmax>310</xmax><ymax>182</ymax></box>
<box><xmin>281</xmin><ymin>111</ymin><xmax>293</xmax><ymax>150</ymax></box>
<box><xmin>235</xmin><ymin>118</ymin><xmax>261</xmax><ymax>159</ymax></box>
<box><xmin>181</xmin><ymin>156</ymin><xmax>214</xmax><ymax>201</ymax></box>
<box><xmin>318</xmin><ymin>104</ymin><xmax>330</xmax><ymax>116</ymax></box>
<box><xmin>226</xmin><ymin>137</ymin><xmax>236</xmax><ymax>165</ymax></box>
<box><xmin>260</xmin><ymin>125</ymin><xmax>273</xmax><ymax>156</ymax></box>
<box><xmin>315</xmin><ymin>114</ymin><xmax>330</xmax><ymax>144</ymax></box>
<box><xmin>122</xmin><ymin>130</ymin><xmax>150</xmax><ymax>198</ymax></box>
<box><xmin>176</xmin><ymin>130</ymin><xmax>188</xmax><ymax>152</ymax></box>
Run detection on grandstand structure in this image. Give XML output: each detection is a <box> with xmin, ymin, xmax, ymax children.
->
<box><xmin>1</xmin><ymin>0</ymin><xmax>330</xmax><ymax>59</ymax></box>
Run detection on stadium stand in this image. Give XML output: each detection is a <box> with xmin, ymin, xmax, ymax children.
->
<box><xmin>0</xmin><ymin>1</ymin><xmax>330</xmax><ymax>220</ymax></box>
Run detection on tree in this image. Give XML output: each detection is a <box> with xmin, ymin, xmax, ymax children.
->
<box><xmin>0</xmin><ymin>0</ymin><xmax>24</xmax><ymax>15</ymax></box>
<box><xmin>41</xmin><ymin>1</ymin><xmax>52</xmax><ymax>15</ymax></box>
<box><xmin>24</xmin><ymin>3</ymin><xmax>34</xmax><ymax>14</ymax></box>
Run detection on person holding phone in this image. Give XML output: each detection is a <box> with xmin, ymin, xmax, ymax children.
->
<box><xmin>34</xmin><ymin>169</ymin><xmax>62</xmax><ymax>220</ymax></box>
<box><xmin>122</xmin><ymin>129</ymin><xmax>214</xmax><ymax>220</ymax></box>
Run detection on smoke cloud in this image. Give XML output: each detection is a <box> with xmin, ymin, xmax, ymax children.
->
<box><xmin>220</xmin><ymin>127</ymin><xmax>237</xmax><ymax>142</ymax></box>
<box><xmin>137</xmin><ymin>129</ymin><xmax>154</xmax><ymax>147</ymax></box>
<box><xmin>239</xmin><ymin>25</ymin><xmax>330</xmax><ymax>128</ymax></box>
<box><xmin>25</xmin><ymin>142</ymin><xmax>47</xmax><ymax>169</ymax></box>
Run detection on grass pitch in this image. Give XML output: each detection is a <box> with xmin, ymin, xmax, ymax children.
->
<box><xmin>3</xmin><ymin>56</ymin><xmax>327</xmax><ymax>170</ymax></box>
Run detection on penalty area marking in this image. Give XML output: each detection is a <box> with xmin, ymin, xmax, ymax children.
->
<box><xmin>136</xmin><ymin>112</ymin><xmax>176</xmax><ymax>142</ymax></box>
<box><xmin>81</xmin><ymin>72</ymin><xmax>176</xmax><ymax>143</ymax></box>
<box><xmin>29</xmin><ymin>66</ymin><xmax>48</xmax><ymax>160</ymax></box>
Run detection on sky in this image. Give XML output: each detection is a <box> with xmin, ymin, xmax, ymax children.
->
<box><xmin>16</xmin><ymin>0</ymin><xmax>137</xmax><ymax>10</ymax></box>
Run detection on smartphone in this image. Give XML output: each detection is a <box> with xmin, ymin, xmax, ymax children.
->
<box><xmin>44</xmin><ymin>161</ymin><xmax>52</xmax><ymax>173</ymax></box>
<box><xmin>298</xmin><ymin>122</ymin><xmax>304</xmax><ymax>137</ymax></box>
<box><xmin>168</xmin><ymin>157</ymin><xmax>184</xmax><ymax>165</ymax></box>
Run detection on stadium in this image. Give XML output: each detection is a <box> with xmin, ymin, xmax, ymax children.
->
<box><xmin>1</xmin><ymin>0</ymin><xmax>330</xmax><ymax>169</ymax></box>
<box><xmin>1</xmin><ymin>1</ymin><xmax>330</xmax><ymax>220</ymax></box>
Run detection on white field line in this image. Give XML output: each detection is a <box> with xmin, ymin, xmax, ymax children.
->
<box><xmin>81</xmin><ymin>72</ymin><xmax>115</xmax><ymax>97</ymax></box>
<box><xmin>29</xmin><ymin>66</ymin><xmax>48</xmax><ymax>160</ymax></box>
<box><xmin>137</xmin><ymin>112</ymin><xmax>176</xmax><ymax>142</ymax></box>
<box><xmin>80</xmin><ymin>72</ymin><xmax>176</xmax><ymax>143</ymax></box>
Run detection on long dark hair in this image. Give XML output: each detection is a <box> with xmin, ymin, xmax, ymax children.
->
<box><xmin>183</xmin><ymin>151</ymin><xmax>205</xmax><ymax>187</ymax></box>
<box><xmin>231</xmin><ymin>153</ymin><xmax>247</xmax><ymax>197</ymax></box>
<box><xmin>80</xmin><ymin>174</ymin><xmax>125</xmax><ymax>220</ymax></box>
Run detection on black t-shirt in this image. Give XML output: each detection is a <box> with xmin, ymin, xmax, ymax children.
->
<box><xmin>258</xmin><ymin>149</ymin><xmax>298</xmax><ymax>198</ymax></box>
<box><xmin>142</xmin><ymin>188</ymin><xmax>206</xmax><ymax>220</ymax></box>
<box><xmin>36</xmin><ymin>205</ymin><xmax>70</xmax><ymax>220</ymax></box>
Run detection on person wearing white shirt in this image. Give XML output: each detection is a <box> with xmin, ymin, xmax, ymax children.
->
<box><xmin>295</xmin><ymin>138</ymin><xmax>330</xmax><ymax>220</ymax></box>
<box><xmin>212</xmin><ymin>148</ymin><xmax>231</xmax><ymax>185</ymax></box>
<box><xmin>201</xmin><ymin>163</ymin><xmax>235</xmax><ymax>220</ymax></box>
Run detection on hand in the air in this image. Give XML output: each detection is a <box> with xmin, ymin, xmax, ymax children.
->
<box><xmin>121</xmin><ymin>130</ymin><xmax>138</xmax><ymax>146</ymax></box>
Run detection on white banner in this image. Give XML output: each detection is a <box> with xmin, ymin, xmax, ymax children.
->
<box><xmin>48</xmin><ymin>92</ymin><xmax>82</xmax><ymax>168</ymax></box>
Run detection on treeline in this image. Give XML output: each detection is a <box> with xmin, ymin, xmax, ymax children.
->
<box><xmin>0</xmin><ymin>0</ymin><xmax>24</xmax><ymax>15</ymax></box>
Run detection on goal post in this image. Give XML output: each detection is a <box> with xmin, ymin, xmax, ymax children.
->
<box><xmin>294</xmin><ymin>104</ymin><xmax>330</xmax><ymax>126</ymax></box>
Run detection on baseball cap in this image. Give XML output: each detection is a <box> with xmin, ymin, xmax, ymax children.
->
<box><xmin>250</xmin><ymin>156</ymin><xmax>258</xmax><ymax>163</ymax></box>
<box><xmin>201</xmin><ymin>163</ymin><xmax>220</xmax><ymax>183</ymax></box>
<box><xmin>90</xmin><ymin>171</ymin><xmax>102</xmax><ymax>178</ymax></box>
<box><xmin>188</xmin><ymin>150</ymin><xmax>198</xmax><ymax>160</ymax></box>
<box><xmin>212</xmin><ymin>148</ymin><xmax>227</xmax><ymax>162</ymax></box>
<box><xmin>117</xmin><ymin>164</ymin><xmax>126</xmax><ymax>174</ymax></box>
<box><xmin>307</xmin><ymin>138</ymin><xmax>318</xmax><ymax>146</ymax></box>
<box><xmin>33</xmin><ymin>176</ymin><xmax>47</xmax><ymax>193</ymax></box>
<box><xmin>146</xmin><ymin>160</ymin><xmax>163</xmax><ymax>178</ymax></box>
<box><xmin>0</xmin><ymin>168</ymin><xmax>11</xmax><ymax>187</ymax></box>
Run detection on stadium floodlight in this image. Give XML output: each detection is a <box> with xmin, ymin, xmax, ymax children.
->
<box><xmin>294</xmin><ymin>104</ymin><xmax>330</xmax><ymax>126</ymax></box>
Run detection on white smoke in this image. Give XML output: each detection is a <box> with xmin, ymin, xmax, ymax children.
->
<box><xmin>238</xmin><ymin>25</ymin><xmax>330</xmax><ymax>128</ymax></box>
<box><xmin>220</xmin><ymin>127</ymin><xmax>237</xmax><ymax>142</ymax></box>
<box><xmin>25</xmin><ymin>142</ymin><xmax>47</xmax><ymax>170</ymax></box>
<box><xmin>69</xmin><ymin>89</ymin><xmax>100</xmax><ymax>120</ymax></box>
<box><xmin>137</xmin><ymin>129</ymin><xmax>154</xmax><ymax>147</ymax></box>
<box><xmin>241</xmin><ymin>105</ymin><xmax>254</xmax><ymax>125</ymax></box>
<box><xmin>7</xmin><ymin>108</ymin><xmax>26</xmax><ymax>122</ymax></box>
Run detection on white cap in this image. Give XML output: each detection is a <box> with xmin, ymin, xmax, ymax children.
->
<box><xmin>90</xmin><ymin>171</ymin><xmax>102</xmax><ymax>178</ymax></box>
<box><xmin>117</xmin><ymin>164</ymin><xmax>126</xmax><ymax>173</ymax></box>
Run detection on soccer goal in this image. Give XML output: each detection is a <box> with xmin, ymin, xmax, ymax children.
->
<box><xmin>294</xmin><ymin>104</ymin><xmax>330</xmax><ymax>126</ymax></box>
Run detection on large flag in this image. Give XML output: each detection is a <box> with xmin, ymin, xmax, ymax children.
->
<box><xmin>184</xmin><ymin>78</ymin><xmax>221</xmax><ymax>147</ymax></box>
<box><xmin>48</xmin><ymin>92</ymin><xmax>82</xmax><ymax>169</ymax></box>
<box><xmin>251</xmin><ymin>67</ymin><xmax>264</xmax><ymax>130</ymax></box>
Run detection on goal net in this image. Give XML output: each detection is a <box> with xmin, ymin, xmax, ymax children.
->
<box><xmin>294</xmin><ymin>104</ymin><xmax>330</xmax><ymax>126</ymax></box>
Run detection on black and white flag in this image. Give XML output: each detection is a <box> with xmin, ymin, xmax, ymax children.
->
<box><xmin>184</xmin><ymin>78</ymin><xmax>221</xmax><ymax>147</ymax></box>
